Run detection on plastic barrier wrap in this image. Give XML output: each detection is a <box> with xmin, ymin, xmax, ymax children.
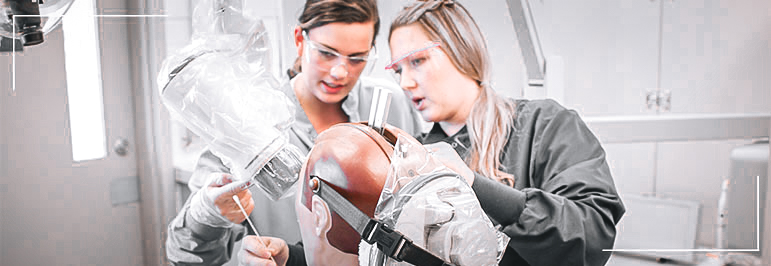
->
<box><xmin>361</xmin><ymin>134</ymin><xmax>510</xmax><ymax>266</ymax></box>
<box><xmin>158</xmin><ymin>0</ymin><xmax>301</xmax><ymax>200</ymax></box>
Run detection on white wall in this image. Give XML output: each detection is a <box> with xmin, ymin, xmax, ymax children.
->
<box><xmin>162</xmin><ymin>0</ymin><xmax>192</xmax><ymax>59</ymax></box>
<box><xmin>0</xmin><ymin>54</ymin><xmax>5</xmax><ymax>266</ymax></box>
<box><xmin>280</xmin><ymin>0</ymin><xmax>304</xmax><ymax>76</ymax></box>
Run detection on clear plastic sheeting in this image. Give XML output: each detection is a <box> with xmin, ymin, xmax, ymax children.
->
<box><xmin>362</xmin><ymin>134</ymin><xmax>509</xmax><ymax>266</ymax></box>
<box><xmin>191</xmin><ymin>0</ymin><xmax>256</xmax><ymax>38</ymax></box>
<box><xmin>158</xmin><ymin>0</ymin><xmax>301</xmax><ymax>201</ymax></box>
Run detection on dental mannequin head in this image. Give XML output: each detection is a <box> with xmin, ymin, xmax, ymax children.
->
<box><xmin>294</xmin><ymin>123</ymin><xmax>410</xmax><ymax>265</ymax></box>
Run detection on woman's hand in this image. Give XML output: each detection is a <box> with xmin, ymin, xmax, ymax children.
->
<box><xmin>204</xmin><ymin>173</ymin><xmax>255</xmax><ymax>224</ymax></box>
<box><xmin>238</xmin><ymin>236</ymin><xmax>290</xmax><ymax>266</ymax></box>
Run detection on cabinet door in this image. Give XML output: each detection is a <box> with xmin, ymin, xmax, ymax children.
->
<box><xmin>528</xmin><ymin>0</ymin><xmax>661</xmax><ymax>116</ymax></box>
<box><xmin>660</xmin><ymin>0</ymin><xmax>771</xmax><ymax>114</ymax></box>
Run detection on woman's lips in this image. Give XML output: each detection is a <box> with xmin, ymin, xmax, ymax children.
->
<box><xmin>321</xmin><ymin>81</ymin><xmax>344</xmax><ymax>94</ymax></box>
<box><xmin>412</xmin><ymin>97</ymin><xmax>426</xmax><ymax>110</ymax></box>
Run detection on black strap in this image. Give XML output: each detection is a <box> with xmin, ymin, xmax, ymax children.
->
<box><xmin>311</xmin><ymin>176</ymin><xmax>370</xmax><ymax>234</ymax></box>
<box><xmin>311</xmin><ymin>177</ymin><xmax>452</xmax><ymax>266</ymax></box>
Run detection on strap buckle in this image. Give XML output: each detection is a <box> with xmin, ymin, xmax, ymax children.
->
<box><xmin>362</xmin><ymin>220</ymin><xmax>409</xmax><ymax>261</ymax></box>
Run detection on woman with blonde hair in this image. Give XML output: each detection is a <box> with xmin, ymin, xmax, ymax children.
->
<box><xmin>387</xmin><ymin>0</ymin><xmax>625</xmax><ymax>265</ymax></box>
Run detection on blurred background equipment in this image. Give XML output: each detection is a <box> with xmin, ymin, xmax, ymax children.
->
<box><xmin>0</xmin><ymin>0</ymin><xmax>75</xmax><ymax>50</ymax></box>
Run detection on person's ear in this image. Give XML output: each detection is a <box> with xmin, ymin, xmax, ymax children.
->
<box><xmin>294</xmin><ymin>26</ymin><xmax>304</xmax><ymax>58</ymax></box>
<box><xmin>311</xmin><ymin>194</ymin><xmax>332</xmax><ymax>237</ymax></box>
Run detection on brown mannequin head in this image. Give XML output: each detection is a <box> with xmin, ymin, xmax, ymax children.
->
<box><xmin>294</xmin><ymin>122</ymin><xmax>413</xmax><ymax>264</ymax></box>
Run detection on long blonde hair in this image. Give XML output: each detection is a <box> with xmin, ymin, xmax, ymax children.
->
<box><xmin>389</xmin><ymin>0</ymin><xmax>516</xmax><ymax>186</ymax></box>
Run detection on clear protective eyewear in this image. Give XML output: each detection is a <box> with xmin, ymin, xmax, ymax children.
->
<box><xmin>302</xmin><ymin>30</ymin><xmax>377</xmax><ymax>76</ymax></box>
<box><xmin>385</xmin><ymin>42</ymin><xmax>441</xmax><ymax>84</ymax></box>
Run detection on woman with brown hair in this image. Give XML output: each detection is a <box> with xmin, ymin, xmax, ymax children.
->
<box><xmin>165</xmin><ymin>1</ymin><xmax>422</xmax><ymax>265</ymax></box>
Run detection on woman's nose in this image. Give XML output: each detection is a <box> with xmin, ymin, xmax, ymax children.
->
<box><xmin>399</xmin><ymin>72</ymin><xmax>417</xmax><ymax>91</ymax></box>
<box><xmin>329</xmin><ymin>63</ymin><xmax>348</xmax><ymax>79</ymax></box>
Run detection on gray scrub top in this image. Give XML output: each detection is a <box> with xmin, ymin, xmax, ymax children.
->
<box><xmin>166</xmin><ymin>74</ymin><xmax>423</xmax><ymax>265</ymax></box>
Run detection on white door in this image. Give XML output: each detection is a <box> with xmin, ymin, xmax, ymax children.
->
<box><xmin>0</xmin><ymin>0</ymin><xmax>144</xmax><ymax>264</ymax></box>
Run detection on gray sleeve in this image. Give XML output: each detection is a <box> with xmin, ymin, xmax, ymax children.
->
<box><xmin>166</xmin><ymin>150</ymin><xmax>246</xmax><ymax>265</ymax></box>
<box><xmin>472</xmin><ymin>106</ymin><xmax>625</xmax><ymax>266</ymax></box>
<box><xmin>166</xmin><ymin>192</ymin><xmax>247</xmax><ymax>265</ymax></box>
<box><xmin>187</xmin><ymin>150</ymin><xmax>230</xmax><ymax>192</ymax></box>
<box><xmin>471</xmin><ymin>173</ymin><xmax>526</xmax><ymax>226</ymax></box>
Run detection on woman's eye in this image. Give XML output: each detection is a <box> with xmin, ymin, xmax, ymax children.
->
<box><xmin>318</xmin><ymin>50</ymin><xmax>337</xmax><ymax>59</ymax></box>
<box><xmin>409</xmin><ymin>57</ymin><xmax>425</xmax><ymax>67</ymax></box>
<box><xmin>391</xmin><ymin>65</ymin><xmax>402</xmax><ymax>75</ymax></box>
<box><xmin>349</xmin><ymin>58</ymin><xmax>367</xmax><ymax>65</ymax></box>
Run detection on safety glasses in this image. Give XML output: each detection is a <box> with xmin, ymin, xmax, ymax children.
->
<box><xmin>385</xmin><ymin>42</ymin><xmax>441</xmax><ymax>84</ymax></box>
<box><xmin>302</xmin><ymin>30</ymin><xmax>377</xmax><ymax>76</ymax></box>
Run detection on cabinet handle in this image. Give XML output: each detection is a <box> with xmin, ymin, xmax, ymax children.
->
<box><xmin>645</xmin><ymin>89</ymin><xmax>671</xmax><ymax>112</ymax></box>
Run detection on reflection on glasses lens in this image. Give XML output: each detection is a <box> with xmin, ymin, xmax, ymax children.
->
<box><xmin>386</xmin><ymin>43</ymin><xmax>440</xmax><ymax>83</ymax></box>
<box><xmin>311</xmin><ymin>43</ymin><xmax>369</xmax><ymax>66</ymax></box>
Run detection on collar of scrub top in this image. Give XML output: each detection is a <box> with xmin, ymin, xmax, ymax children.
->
<box><xmin>385</xmin><ymin>42</ymin><xmax>441</xmax><ymax>70</ymax></box>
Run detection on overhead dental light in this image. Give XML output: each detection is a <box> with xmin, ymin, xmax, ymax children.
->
<box><xmin>0</xmin><ymin>0</ymin><xmax>75</xmax><ymax>49</ymax></box>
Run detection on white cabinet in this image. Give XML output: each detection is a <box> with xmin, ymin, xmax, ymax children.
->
<box><xmin>660</xmin><ymin>1</ymin><xmax>771</xmax><ymax>114</ymax></box>
<box><xmin>522</xmin><ymin>0</ymin><xmax>771</xmax><ymax>252</ymax></box>
<box><xmin>527</xmin><ymin>0</ymin><xmax>770</xmax><ymax>116</ymax></box>
<box><xmin>528</xmin><ymin>0</ymin><xmax>661</xmax><ymax>116</ymax></box>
